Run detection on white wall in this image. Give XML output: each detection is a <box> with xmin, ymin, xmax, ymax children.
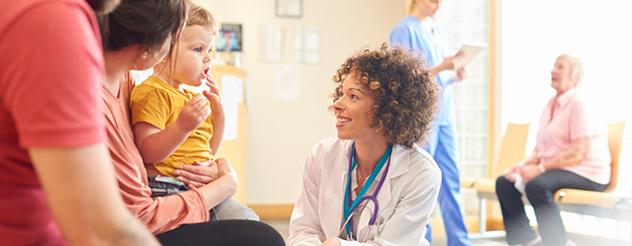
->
<box><xmin>196</xmin><ymin>0</ymin><xmax>404</xmax><ymax>204</ymax></box>
<box><xmin>501</xmin><ymin>0</ymin><xmax>632</xmax><ymax>128</ymax></box>
<box><xmin>500</xmin><ymin>1</ymin><xmax>632</xmax><ymax>220</ymax></box>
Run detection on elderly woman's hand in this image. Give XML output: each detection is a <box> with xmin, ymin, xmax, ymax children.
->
<box><xmin>519</xmin><ymin>164</ymin><xmax>543</xmax><ymax>183</ymax></box>
<box><xmin>504</xmin><ymin>163</ymin><xmax>524</xmax><ymax>182</ymax></box>
<box><xmin>173</xmin><ymin>160</ymin><xmax>220</xmax><ymax>188</ymax></box>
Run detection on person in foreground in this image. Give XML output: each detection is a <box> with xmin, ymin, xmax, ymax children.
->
<box><xmin>99</xmin><ymin>0</ymin><xmax>284</xmax><ymax>245</ymax></box>
<box><xmin>496</xmin><ymin>54</ymin><xmax>610</xmax><ymax>246</ymax></box>
<box><xmin>0</xmin><ymin>0</ymin><xmax>157</xmax><ymax>244</ymax></box>
<box><xmin>288</xmin><ymin>44</ymin><xmax>442</xmax><ymax>246</ymax></box>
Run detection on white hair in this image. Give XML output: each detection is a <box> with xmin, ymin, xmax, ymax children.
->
<box><xmin>557</xmin><ymin>54</ymin><xmax>583</xmax><ymax>86</ymax></box>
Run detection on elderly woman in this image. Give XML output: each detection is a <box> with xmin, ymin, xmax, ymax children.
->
<box><xmin>288</xmin><ymin>44</ymin><xmax>442</xmax><ymax>246</ymax></box>
<box><xmin>496</xmin><ymin>54</ymin><xmax>610</xmax><ymax>246</ymax></box>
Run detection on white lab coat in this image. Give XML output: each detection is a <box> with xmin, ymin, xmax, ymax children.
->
<box><xmin>288</xmin><ymin>138</ymin><xmax>441</xmax><ymax>246</ymax></box>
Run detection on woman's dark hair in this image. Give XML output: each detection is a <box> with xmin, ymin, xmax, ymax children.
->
<box><xmin>332</xmin><ymin>43</ymin><xmax>439</xmax><ymax>148</ymax></box>
<box><xmin>87</xmin><ymin>0</ymin><xmax>121</xmax><ymax>14</ymax></box>
<box><xmin>98</xmin><ymin>0</ymin><xmax>186</xmax><ymax>55</ymax></box>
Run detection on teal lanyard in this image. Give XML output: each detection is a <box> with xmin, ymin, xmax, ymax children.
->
<box><xmin>343</xmin><ymin>143</ymin><xmax>393</xmax><ymax>237</ymax></box>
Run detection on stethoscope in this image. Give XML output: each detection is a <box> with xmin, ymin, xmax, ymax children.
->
<box><xmin>338</xmin><ymin>142</ymin><xmax>393</xmax><ymax>241</ymax></box>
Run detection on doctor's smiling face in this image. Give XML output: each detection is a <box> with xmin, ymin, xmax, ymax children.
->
<box><xmin>331</xmin><ymin>72</ymin><xmax>379</xmax><ymax>141</ymax></box>
<box><xmin>331</xmin><ymin>44</ymin><xmax>438</xmax><ymax>148</ymax></box>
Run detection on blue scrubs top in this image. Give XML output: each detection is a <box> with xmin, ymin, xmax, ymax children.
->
<box><xmin>389</xmin><ymin>16</ymin><xmax>455</xmax><ymax>126</ymax></box>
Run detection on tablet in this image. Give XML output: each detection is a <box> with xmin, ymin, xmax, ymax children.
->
<box><xmin>457</xmin><ymin>43</ymin><xmax>486</xmax><ymax>67</ymax></box>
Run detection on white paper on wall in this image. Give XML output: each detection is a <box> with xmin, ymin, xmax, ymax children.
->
<box><xmin>221</xmin><ymin>75</ymin><xmax>244</xmax><ymax>103</ymax></box>
<box><xmin>259</xmin><ymin>25</ymin><xmax>283</xmax><ymax>63</ymax></box>
<box><xmin>293</xmin><ymin>26</ymin><xmax>320</xmax><ymax>64</ymax></box>
<box><xmin>220</xmin><ymin>75</ymin><xmax>244</xmax><ymax>140</ymax></box>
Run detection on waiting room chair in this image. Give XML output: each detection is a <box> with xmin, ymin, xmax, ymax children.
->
<box><xmin>462</xmin><ymin>123</ymin><xmax>530</xmax><ymax>236</ymax></box>
<box><xmin>555</xmin><ymin>122</ymin><xmax>632</xmax><ymax>241</ymax></box>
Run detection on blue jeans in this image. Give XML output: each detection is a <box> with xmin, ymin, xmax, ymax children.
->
<box><xmin>211</xmin><ymin>198</ymin><xmax>260</xmax><ymax>221</ymax></box>
<box><xmin>148</xmin><ymin>175</ymin><xmax>259</xmax><ymax>221</ymax></box>
<box><xmin>496</xmin><ymin>170</ymin><xmax>607</xmax><ymax>246</ymax></box>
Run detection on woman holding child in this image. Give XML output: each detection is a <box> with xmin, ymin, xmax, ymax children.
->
<box><xmin>99</xmin><ymin>0</ymin><xmax>284</xmax><ymax>244</ymax></box>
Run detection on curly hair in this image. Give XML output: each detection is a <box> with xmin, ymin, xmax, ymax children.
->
<box><xmin>332</xmin><ymin>43</ymin><xmax>439</xmax><ymax>148</ymax></box>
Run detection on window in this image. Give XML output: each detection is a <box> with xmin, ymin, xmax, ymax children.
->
<box><xmin>502</xmin><ymin>0</ymin><xmax>632</xmax><ymax>238</ymax></box>
<box><xmin>433</xmin><ymin>0</ymin><xmax>492</xmax><ymax>216</ymax></box>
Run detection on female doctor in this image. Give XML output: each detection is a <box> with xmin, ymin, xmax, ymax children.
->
<box><xmin>288</xmin><ymin>44</ymin><xmax>442</xmax><ymax>246</ymax></box>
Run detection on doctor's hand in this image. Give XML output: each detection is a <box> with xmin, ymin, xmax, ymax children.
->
<box><xmin>321</xmin><ymin>238</ymin><xmax>341</xmax><ymax>246</ymax></box>
<box><xmin>174</xmin><ymin>161</ymin><xmax>220</xmax><ymax>188</ymax></box>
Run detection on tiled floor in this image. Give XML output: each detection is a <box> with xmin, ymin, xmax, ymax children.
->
<box><xmin>264</xmin><ymin>219</ymin><xmax>631</xmax><ymax>245</ymax></box>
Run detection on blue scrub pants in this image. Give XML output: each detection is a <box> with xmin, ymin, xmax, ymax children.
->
<box><xmin>423</xmin><ymin>123</ymin><xmax>470</xmax><ymax>246</ymax></box>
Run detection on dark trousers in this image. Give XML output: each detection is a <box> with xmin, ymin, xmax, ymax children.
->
<box><xmin>157</xmin><ymin>220</ymin><xmax>285</xmax><ymax>246</ymax></box>
<box><xmin>496</xmin><ymin>170</ymin><xmax>607</xmax><ymax>246</ymax></box>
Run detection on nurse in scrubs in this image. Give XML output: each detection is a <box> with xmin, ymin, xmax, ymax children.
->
<box><xmin>288</xmin><ymin>44</ymin><xmax>442</xmax><ymax>246</ymax></box>
<box><xmin>389</xmin><ymin>1</ymin><xmax>470</xmax><ymax>245</ymax></box>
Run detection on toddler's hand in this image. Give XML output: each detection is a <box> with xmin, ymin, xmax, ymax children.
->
<box><xmin>202</xmin><ymin>74</ymin><xmax>224</xmax><ymax>117</ymax></box>
<box><xmin>175</xmin><ymin>95</ymin><xmax>210</xmax><ymax>132</ymax></box>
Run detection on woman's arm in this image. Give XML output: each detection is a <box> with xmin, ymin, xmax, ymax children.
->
<box><xmin>522</xmin><ymin>150</ymin><xmax>540</xmax><ymax>165</ymax></box>
<box><xmin>510</xmin><ymin>149</ymin><xmax>539</xmax><ymax>172</ymax></box>
<box><xmin>506</xmin><ymin>150</ymin><xmax>539</xmax><ymax>182</ymax></box>
<box><xmin>30</xmin><ymin>144</ymin><xmax>158</xmax><ymax>245</ymax></box>
<box><xmin>542</xmin><ymin>137</ymin><xmax>590</xmax><ymax>169</ymax></box>
<box><xmin>389</xmin><ymin>24</ymin><xmax>464</xmax><ymax>84</ymax></box>
<box><xmin>117</xmin><ymin>158</ymin><xmax>236</xmax><ymax>234</ymax></box>
<box><xmin>519</xmin><ymin>138</ymin><xmax>590</xmax><ymax>183</ymax></box>
<box><xmin>173</xmin><ymin>160</ymin><xmax>220</xmax><ymax>188</ymax></box>
<box><xmin>195</xmin><ymin>158</ymin><xmax>238</xmax><ymax>206</ymax></box>
<box><xmin>429</xmin><ymin>52</ymin><xmax>464</xmax><ymax>77</ymax></box>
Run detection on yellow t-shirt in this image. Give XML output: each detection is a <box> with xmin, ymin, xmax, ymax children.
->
<box><xmin>130</xmin><ymin>76</ymin><xmax>214</xmax><ymax>176</ymax></box>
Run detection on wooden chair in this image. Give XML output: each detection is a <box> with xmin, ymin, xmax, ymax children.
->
<box><xmin>463</xmin><ymin>123</ymin><xmax>530</xmax><ymax>236</ymax></box>
<box><xmin>555</xmin><ymin>122</ymin><xmax>632</xmax><ymax>241</ymax></box>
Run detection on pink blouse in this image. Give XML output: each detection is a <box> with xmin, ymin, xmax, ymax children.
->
<box><xmin>536</xmin><ymin>88</ymin><xmax>611</xmax><ymax>184</ymax></box>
